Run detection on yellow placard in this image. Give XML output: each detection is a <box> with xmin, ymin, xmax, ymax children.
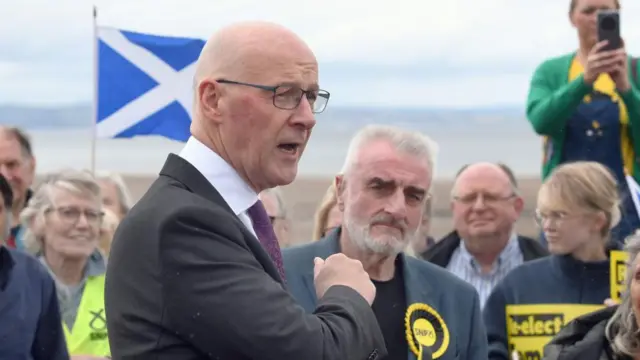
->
<box><xmin>610</xmin><ymin>250</ymin><xmax>628</xmax><ymax>302</ymax></box>
<box><xmin>506</xmin><ymin>304</ymin><xmax>603</xmax><ymax>359</ymax></box>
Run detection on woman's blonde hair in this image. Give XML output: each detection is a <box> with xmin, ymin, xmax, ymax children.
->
<box><xmin>606</xmin><ymin>231</ymin><xmax>640</xmax><ymax>356</ymax></box>
<box><xmin>312</xmin><ymin>182</ymin><xmax>338</xmax><ymax>241</ymax></box>
<box><xmin>537</xmin><ymin>161</ymin><xmax>621</xmax><ymax>236</ymax></box>
<box><xmin>20</xmin><ymin>169</ymin><xmax>102</xmax><ymax>255</ymax></box>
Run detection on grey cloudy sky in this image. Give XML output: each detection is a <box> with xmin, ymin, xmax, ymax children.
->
<box><xmin>2</xmin><ymin>0</ymin><xmax>640</xmax><ymax>108</ymax></box>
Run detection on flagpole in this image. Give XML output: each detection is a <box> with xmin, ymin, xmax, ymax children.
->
<box><xmin>90</xmin><ymin>5</ymin><xmax>98</xmax><ymax>175</ymax></box>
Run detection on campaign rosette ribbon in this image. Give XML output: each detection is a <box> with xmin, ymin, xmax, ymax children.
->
<box><xmin>405</xmin><ymin>303</ymin><xmax>450</xmax><ymax>359</ymax></box>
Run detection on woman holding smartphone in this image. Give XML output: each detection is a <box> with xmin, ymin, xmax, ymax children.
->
<box><xmin>527</xmin><ymin>0</ymin><xmax>640</xmax><ymax>245</ymax></box>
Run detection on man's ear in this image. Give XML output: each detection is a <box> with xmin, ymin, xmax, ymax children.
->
<box><xmin>198</xmin><ymin>79</ymin><xmax>223</xmax><ymax>124</ymax></box>
<box><xmin>513</xmin><ymin>196</ymin><xmax>525</xmax><ymax>218</ymax></box>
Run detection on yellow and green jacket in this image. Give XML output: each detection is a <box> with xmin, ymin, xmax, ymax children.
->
<box><xmin>526</xmin><ymin>53</ymin><xmax>640</xmax><ymax>180</ymax></box>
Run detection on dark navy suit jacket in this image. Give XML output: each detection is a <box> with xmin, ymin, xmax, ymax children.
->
<box><xmin>282</xmin><ymin>229</ymin><xmax>489</xmax><ymax>360</ymax></box>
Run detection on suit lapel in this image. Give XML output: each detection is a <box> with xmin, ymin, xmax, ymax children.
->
<box><xmin>159</xmin><ymin>154</ymin><xmax>234</xmax><ymax>212</ymax></box>
<box><xmin>302</xmin><ymin>229</ymin><xmax>342</xmax><ymax>305</ymax></box>
<box><xmin>159</xmin><ymin>154</ymin><xmax>253</xmax><ymax>245</ymax></box>
<box><xmin>158</xmin><ymin>154</ymin><xmax>284</xmax><ymax>285</ymax></box>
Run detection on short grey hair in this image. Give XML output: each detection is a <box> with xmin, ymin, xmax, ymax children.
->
<box><xmin>261</xmin><ymin>187</ymin><xmax>287</xmax><ymax>219</ymax></box>
<box><xmin>94</xmin><ymin>171</ymin><xmax>133</xmax><ymax>215</ymax></box>
<box><xmin>339</xmin><ymin>124</ymin><xmax>439</xmax><ymax>184</ymax></box>
<box><xmin>20</xmin><ymin>169</ymin><xmax>102</xmax><ymax>255</ymax></box>
<box><xmin>606</xmin><ymin>232</ymin><xmax>640</xmax><ymax>356</ymax></box>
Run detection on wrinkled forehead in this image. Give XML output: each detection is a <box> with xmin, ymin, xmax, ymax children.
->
<box><xmin>353</xmin><ymin>147</ymin><xmax>431</xmax><ymax>190</ymax></box>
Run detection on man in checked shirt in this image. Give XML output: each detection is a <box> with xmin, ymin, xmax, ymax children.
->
<box><xmin>422</xmin><ymin>162</ymin><xmax>548</xmax><ymax>309</ymax></box>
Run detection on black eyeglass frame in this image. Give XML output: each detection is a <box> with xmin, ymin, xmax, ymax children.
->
<box><xmin>216</xmin><ymin>79</ymin><xmax>330</xmax><ymax>114</ymax></box>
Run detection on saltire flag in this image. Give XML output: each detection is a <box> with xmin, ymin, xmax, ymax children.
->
<box><xmin>96</xmin><ymin>26</ymin><xmax>205</xmax><ymax>142</ymax></box>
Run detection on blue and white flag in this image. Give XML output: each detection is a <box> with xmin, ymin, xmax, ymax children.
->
<box><xmin>96</xmin><ymin>26</ymin><xmax>205</xmax><ymax>142</ymax></box>
<box><xmin>625</xmin><ymin>174</ymin><xmax>640</xmax><ymax>220</ymax></box>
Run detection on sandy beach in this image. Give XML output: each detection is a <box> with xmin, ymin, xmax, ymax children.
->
<box><xmin>115</xmin><ymin>175</ymin><xmax>544</xmax><ymax>244</ymax></box>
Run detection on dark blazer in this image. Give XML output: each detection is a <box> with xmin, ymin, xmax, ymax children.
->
<box><xmin>421</xmin><ymin>231</ymin><xmax>549</xmax><ymax>267</ymax></box>
<box><xmin>283</xmin><ymin>229</ymin><xmax>489</xmax><ymax>360</ymax></box>
<box><xmin>543</xmin><ymin>306</ymin><xmax>622</xmax><ymax>360</ymax></box>
<box><xmin>105</xmin><ymin>154</ymin><xmax>387</xmax><ymax>360</ymax></box>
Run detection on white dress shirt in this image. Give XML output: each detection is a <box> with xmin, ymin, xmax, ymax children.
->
<box><xmin>178</xmin><ymin>136</ymin><xmax>258</xmax><ymax>237</ymax></box>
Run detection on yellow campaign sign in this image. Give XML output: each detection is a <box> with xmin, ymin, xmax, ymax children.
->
<box><xmin>506</xmin><ymin>304</ymin><xmax>603</xmax><ymax>360</ymax></box>
<box><xmin>610</xmin><ymin>250</ymin><xmax>628</xmax><ymax>302</ymax></box>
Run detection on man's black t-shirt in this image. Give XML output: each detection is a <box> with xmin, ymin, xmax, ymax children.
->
<box><xmin>371</xmin><ymin>259</ymin><xmax>408</xmax><ymax>360</ymax></box>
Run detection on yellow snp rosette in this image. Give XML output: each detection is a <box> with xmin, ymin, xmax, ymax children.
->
<box><xmin>405</xmin><ymin>303</ymin><xmax>450</xmax><ymax>359</ymax></box>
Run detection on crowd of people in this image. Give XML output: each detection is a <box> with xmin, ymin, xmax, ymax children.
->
<box><xmin>2</xmin><ymin>0</ymin><xmax>640</xmax><ymax>359</ymax></box>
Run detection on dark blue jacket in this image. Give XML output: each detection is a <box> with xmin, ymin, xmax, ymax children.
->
<box><xmin>0</xmin><ymin>246</ymin><xmax>69</xmax><ymax>360</ymax></box>
<box><xmin>283</xmin><ymin>229</ymin><xmax>488</xmax><ymax>360</ymax></box>
<box><xmin>483</xmin><ymin>254</ymin><xmax>611</xmax><ymax>360</ymax></box>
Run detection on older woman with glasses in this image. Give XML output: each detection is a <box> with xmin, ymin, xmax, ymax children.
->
<box><xmin>21</xmin><ymin>169</ymin><xmax>110</xmax><ymax>360</ymax></box>
<box><xmin>484</xmin><ymin>161</ymin><xmax>621</xmax><ymax>360</ymax></box>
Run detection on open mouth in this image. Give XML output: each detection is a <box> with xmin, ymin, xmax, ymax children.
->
<box><xmin>277</xmin><ymin>143</ymin><xmax>300</xmax><ymax>154</ymax></box>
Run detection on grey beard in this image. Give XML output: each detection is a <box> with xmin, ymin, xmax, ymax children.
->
<box><xmin>344</xmin><ymin>219</ymin><xmax>411</xmax><ymax>256</ymax></box>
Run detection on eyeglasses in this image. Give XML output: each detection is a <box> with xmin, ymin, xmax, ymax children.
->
<box><xmin>452</xmin><ymin>192</ymin><xmax>515</xmax><ymax>206</ymax></box>
<box><xmin>47</xmin><ymin>206</ymin><xmax>104</xmax><ymax>226</ymax></box>
<box><xmin>216</xmin><ymin>79</ymin><xmax>330</xmax><ymax>114</ymax></box>
<box><xmin>534</xmin><ymin>210</ymin><xmax>576</xmax><ymax>227</ymax></box>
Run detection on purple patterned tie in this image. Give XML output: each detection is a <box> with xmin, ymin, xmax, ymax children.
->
<box><xmin>247</xmin><ymin>200</ymin><xmax>286</xmax><ymax>283</ymax></box>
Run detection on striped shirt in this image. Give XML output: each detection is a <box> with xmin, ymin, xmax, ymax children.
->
<box><xmin>446</xmin><ymin>234</ymin><xmax>524</xmax><ymax>309</ymax></box>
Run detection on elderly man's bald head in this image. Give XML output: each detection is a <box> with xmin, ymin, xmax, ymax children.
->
<box><xmin>194</xmin><ymin>21</ymin><xmax>316</xmax><ymax>88</ymax></box>
<box><xmin>450</xmin><ymin>162</ymin><xmax>524</xmax><ymax>250</ymax></box>
<box><xmin>453</xmin><ymin>162</ymin><xmax>517</xmax><ymax>197</ymax></box>
<box><xmin>190</xmin><ymin>21</ymin><xmax>320</xmax><ymax>194</ymax></box>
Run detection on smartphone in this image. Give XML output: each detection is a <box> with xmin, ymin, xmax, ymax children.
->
<box><xmin>597</xmin><ymin>9</ymin><xmax>622</xmax><ymax>51</ymax></box>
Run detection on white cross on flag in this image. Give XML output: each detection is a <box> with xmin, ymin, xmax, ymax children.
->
<box><xmin>96</xmin><ymin>26</ymin><xmax>205</xmax><ymax>142</ymax></box>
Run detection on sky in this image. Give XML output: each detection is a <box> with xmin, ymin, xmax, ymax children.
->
<box><xmin>2</xmin><ymin>0</ymin><xmax>640</xmax><ymax>109</ymax></box>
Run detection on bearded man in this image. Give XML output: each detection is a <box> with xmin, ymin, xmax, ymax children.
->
<box><xmin>282</xmin><ymin>125</ymin><xmax>488</xmax><ymax>360</ymax></box>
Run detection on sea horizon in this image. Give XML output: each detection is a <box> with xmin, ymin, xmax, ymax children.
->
<box><xmin>21</xmin><ymin>105</ymin><xmax>544</xmax><ymax>179</ymax></box>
